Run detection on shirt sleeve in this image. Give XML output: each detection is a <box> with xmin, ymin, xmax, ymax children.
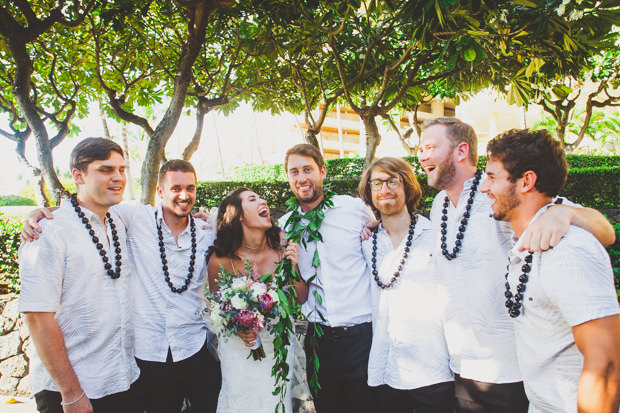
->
<box><xmin>540</xmin><ymin>230</ymin><xmax>619</xmax><ymax>327</ymax></box>
<box><xmin>110</xmin><ymin>201</ymin><xmax>144</xmax><ymax>230</ymax></box>
<box><xmin>18</xmin><ymin>223</ymin><xmax>65</xmax><ymax>313</ymax></box>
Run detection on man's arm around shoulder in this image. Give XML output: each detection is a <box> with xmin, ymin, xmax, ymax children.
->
<box><xmin>573</xmin><ymin>315</ymin><xmax>620</xmax><ymax>413</ymax></box>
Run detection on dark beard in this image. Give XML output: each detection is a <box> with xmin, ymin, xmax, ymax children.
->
<box><xmin>492</xmin><ymin>185</ymin><xmax>520</xmax><ymax>221</ymax></box>
<box><xmin>434</xmin><ymin>157</ymin><xmax>456</xmax><ymax>190</ymax></box>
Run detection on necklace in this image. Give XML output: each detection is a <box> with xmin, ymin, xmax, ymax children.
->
<box><xmin>243</xmin><ymin>244</ymin><xmax>259</xmax><ymax>250</ymax></box>
<box><xmin>504</xmin><ymin>252</ymin><xmax>533</xmax><ymax>318</ymax></box>
<box><xmin>439</xmin><ymin>170</ymin><xmax>482</xmax><ymax>260</ymax></box>
<box><xmin>155</xmin><ymin>211</ymin><xmax>196</xmax><ymax>294</ymax></box>
<box><xmin>70</xmin><ymin>194</ymin><xmax>122</xmax><ymax>279</ymax></box>
<box><xmin>371</xmin><ymin>213</ymin><xmax>417</xmax><ymax>289</ymax></box>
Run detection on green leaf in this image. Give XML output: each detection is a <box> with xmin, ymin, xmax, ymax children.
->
<box><xmin>312</xmin><ymin>289</ymin><xmax>323</xmax><ymax>305</ymax></box>
<box><xmin>312</xmin><ymin>250</ymin><xmax>321</xmax><ymax>267</ymax></box>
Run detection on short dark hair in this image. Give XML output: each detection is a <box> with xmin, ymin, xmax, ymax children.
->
<box><xmin>70</xmin><ymin>138</ymin><xmax>124</xmax><ymax>172</ymax></box>
<box><xmin>486</xmin><ymin>129</ymin><xmax>568</xmax><ymax>197</ymax></box>
<box><xmin>158</xmin><ymin>159</ymin><xmax>197</xmax><ymax>185</ymax></box>
<box><xmin>207</xmin><ymin>187</ymin><xmax>280</xmax><ymax>260</ymax></box>
<box><xmin>359</xmin><ymin>157</ymin><xmax>423</xmax><ymax>218</ymax></box>
<box><xmin>422</xmin><ymin>117</ymin><xmax>478</xmax><ymax>165</ymax></box>
<box><xmin>285</xmin><ymin>144</ymin><xmax>325</xmax><ymax>171</ymax></box>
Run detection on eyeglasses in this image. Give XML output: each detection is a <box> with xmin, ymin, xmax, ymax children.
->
<box><xmin>369</xmin><ymin>177</ymin><xmax>402</xmax><ymax>191</ymax></box>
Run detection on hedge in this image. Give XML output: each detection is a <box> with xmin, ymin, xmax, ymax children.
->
<box><xmin>0</xmin><ymin>212</ymin><xmax>22</xmax><ymax>293</ymax></box>
<box><xmin>230</xmin><ymin>155</ymin><xmax>620</xmax><ymax>181</ymax></box>
<box><xmin>0</xmin><ymin>195</ymin><xmax>37</xmax><ymax>206</ymax></box>
<box><xmin>198</xmin><ymin>166</ymin><xmax>619</xmax><ymax>211</ymax></box>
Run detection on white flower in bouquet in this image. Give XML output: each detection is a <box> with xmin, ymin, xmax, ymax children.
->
<box><xmin>220</xmin><ymin>287</ymin><xmax>234</xmax><ymax>300</ymax></box>
<box><xmin>230</xmin><ymin>294</ymin><xmax>247</xmax><ymax>310</ymax></box>
<box><xmin>267</xmin><ymin>289</ymin><xmax>279</xmax><ymax>304</ymax></box>
<box><xmin>231</xmin><ymin>277</ymin><xmax>247</xmax><ymax>292</ymax></box>
<box><xmin>210</xmin><ymin>310</ymin><xmax>225</xmax><ymax>327</ymax></box>
<box><xmin>249</xmin><ymin>282</ymin><xmax>267</xmax><ymax>300</ymax></box>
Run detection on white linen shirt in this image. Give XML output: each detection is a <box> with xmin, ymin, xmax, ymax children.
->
<box><xmin>430</xmin><ymin>174</ymin><xmax>522</xmax><ymax>383</ymax></box>
<box><xmin>19</xmin><ymin>200</ymin><xmax>139</xmax><ymax>399</ymax></box>
<box><xmin>114</xmin><ymin>202</ymin><xmax>215</xmax><ymax>362</ymax></box>
<box><xmin>508</xmin><ymin>206</ymin><xmax>620</xmax><ymax>413</ymax></box>
<box><xmin>279</xmin><ymin>195</ymin><xmax>374</xmax><ymax>327</ymax></box>
<box><xmin>361</xmin><ymin>216</ymin><xmax>453</xmax><ymax>390</ymax></box>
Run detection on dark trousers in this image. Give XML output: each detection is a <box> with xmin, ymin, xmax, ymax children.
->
<box><xmin>374</xmin><ymin>381</ymin><xmax>455</xmax><ymax>413</ymax></box>
<box><xmin>136</xmin><ymin>337</ymin><xmax>221</xmax><ymax>413</ymax></box>
<box><xmin>35</xmin><ymin>379</ymin><xmax>143</xmax><ymax>413</ymax></box>
<box><xmin>305</xmin><ymin>322</ymin><xmax>373</xmax><ymax>413</ymax></box>
<box><xmin>455</xmin><ymin>374</ymin><xmax>529</xmax><ymax>413</ymax></box>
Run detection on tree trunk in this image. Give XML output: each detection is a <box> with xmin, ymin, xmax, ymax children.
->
<box><xmin>361</xmin><ymin>114</ymin><xmax>381</xmax><ymax>167</ymax></box>
<box><xmin>121</xmin><ymin>125</ymin><xmax>135</xmax><ymax>200</ymax></box>
<box><xmin>140</xmin><ymin>1</ymin><xmax>215</xmax><ymax>204</ymax></box>
<box><xmin>8</xmin><ymin>31</ymin><xmax>68</xmax><ymax>205</ymax></box>
<box><xmin>556</xmin><ymin>122</ymin><xmax>567</xmax><ymax>151</ymax></box>
<box><xmin>304</xmin><ymin>130</ymin><xmax>320</xmax><ymax>148</ymax></box>
<box><xmin>99</xmin><ymin>102</ymin><xmax>111</xmax><ymax>139</ymax></box>
<box><xmin>182</xmin><ymin>104</ymin><xmax>209</xmax><ymax>161</ymax></box>
<box><xmin>33</xmin><ymin>175</ymin><xmax>50</xmax><ymax>207</ymax></box>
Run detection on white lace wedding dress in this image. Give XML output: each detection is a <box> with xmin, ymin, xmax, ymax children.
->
<box><xmin>217</xmin><ymin>328</ymin><xmax>295</xmax><ymax>413</ymax></box>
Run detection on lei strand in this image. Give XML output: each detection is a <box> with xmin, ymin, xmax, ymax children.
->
<box><xmin>270</xmin><ymin>186</ymin><xmax>336</xmax><ymax>410</ymax></box>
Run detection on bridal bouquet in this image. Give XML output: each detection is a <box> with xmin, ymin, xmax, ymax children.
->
<box><xmin>203</xmin><ymin>262</ymin><xmax>283</xmax><ymax>360</ymax></box>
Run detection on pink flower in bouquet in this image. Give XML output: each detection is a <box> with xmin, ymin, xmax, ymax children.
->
<box><xmin>234</xmin><ymin>309</ymin><xmax>257</xmax><ymax>329</ymax></box>
<box><xmin>259</xmin><ymin>293</ymin><xmax>273</xmax><ymax>312</ymax></box>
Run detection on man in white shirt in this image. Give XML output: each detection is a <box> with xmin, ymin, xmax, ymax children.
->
<box><xmin>278</xmin><ymin>144</ymin><xmax>375</xmax><ymax>413</ymax></box>
<box><xmin>19</xmin><ymin>138</ymin><xmax>141</xmax><ymax>412</ymax></box>
<box><xmin>22</xmin><ymin>159</ymin><xmax>222</xmax><ymax>412</ymax></box>
<box><xmin>418</xmin><ymin>118</ymin><xmax>616</xmax><ymax>412</ymax></box>
<box><xmin>115</xmin><ymin>160</ymin><xmax>221</xmax><ymax>413</ymax></box>
<box><xmin>480</xmin><ymin>128</ymin><xmax>620</xmax><ymax>412</ymax></box>
<box><xmin>359</xmin><ymin>157</ymin><xmax>454</xmax><ymax>412</ymax></box>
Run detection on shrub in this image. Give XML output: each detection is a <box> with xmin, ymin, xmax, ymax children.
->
<box><xmin>0</xmin><ymin>213</ymin><xmax>22</xmax><ymax>293</ymax></box>
<box><xmin>562</xmin><ymin>166</ymin><xmax>620</xmax><ymax>210</ymax></box>
<box><xmin>0</xmin><ymin>195</ymin><xmax>37</xmax><ymax>206</ymax></box>
<box><xmin>229</xmin><ymin>154</ymin><xmax>619</xmax><ymax>181</ymax></box>
<box><xmin>197</xmin><ymin>166</ymin><xmax>617</xmax><ymax>211</ymax></box>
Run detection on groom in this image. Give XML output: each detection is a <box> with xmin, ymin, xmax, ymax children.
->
<box><xmin>279</xmin><ymin>144</ymin><xmax>375</xmax><ymax>413</ymax></box>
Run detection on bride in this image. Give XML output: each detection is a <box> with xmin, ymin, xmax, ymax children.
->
<box><xmin>207</xmin><ymin>187</ymin><xmax>308</xmax><ymax>413</ymax></box>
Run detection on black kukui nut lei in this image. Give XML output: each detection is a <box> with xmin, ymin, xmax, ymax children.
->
<box><xmin>440</xmin><ymin>170</ymin><xmax>482</xmax><ymax>260</ymax></box>
<box><xmin>155</xmin><ymin>211</ymin><xmax>196</xmax><ymax>294</ymax></box>
<box><xmin>70</xmin><ymin>194</ymin><xmax>122</xmax><ymax>279</ymax></box>
<box><xmin>505</xmin><ymin>253</ymin><xmax>533</xmax><ymax>318</ymax></box>
<box><xmin>371</xmin><ymin>213</ymin><xmax>417</xmax><ymax>290</ymax></box>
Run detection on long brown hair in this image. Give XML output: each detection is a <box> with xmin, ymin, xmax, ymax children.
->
<box><xmin>359</xmin><ymin>157</ymin><xmax>422</xmax><ymax>219</ymax></box>
<box><xmin>207</xmin><ymin>187</ymin><xmax>281</xmax><ymax>260</ymax></box>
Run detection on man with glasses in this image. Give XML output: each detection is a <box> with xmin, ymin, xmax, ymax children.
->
<box><xmin>359</xmin><ymin>157</ymin><xmax>454</xmax><ymax>412</ymax></box>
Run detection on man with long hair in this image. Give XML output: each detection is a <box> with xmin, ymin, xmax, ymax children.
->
<box><xmin>359</xmin><ymin>157</ymin><xmax>454</xmax><ymax>412</ymax></box>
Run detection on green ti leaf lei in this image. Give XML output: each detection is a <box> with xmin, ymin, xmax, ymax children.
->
<box><xmin>271</xmin><ymin>185</ymin><xmax>336</xmax><ymax>403</ymax></box>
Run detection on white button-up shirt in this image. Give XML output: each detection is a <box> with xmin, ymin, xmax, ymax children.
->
<box><xmin>430</xmin><ymin>174</ymin><xmax>522</xmax><ymax>383</ymax></box>
<box><xmin>508</xmin><ymin>206</ymin><xmax>620</xmax><ymax>413</ymax></box>
<box><xmin>114</xmin><ymin>203</ymin><xmax>215</xmax><ymax>362</ymax></box>
<box><xmin>361</xmin><ymin>216</ymin><xmax>453</xmax><ymax>390</ymax></box>
<box><xmin>279</xmin><ymin>195</ymin><xmax>374</xmax><ymax>327</ymax></box>
<box><xmin>19</xmin><ymin>200</ymin><xmax>139</xmax><ymax>399</ymax></box>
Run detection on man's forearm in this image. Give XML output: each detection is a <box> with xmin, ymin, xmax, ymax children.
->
<box><xmin>578</xmin><ymin>364</ymin><xmax>620</xmax><ymax>413</ymax></box>
<box><xmin>25</xmin><ymin>313</ymin><xmax>84</xmax><ymax>401</ymax></box>
<box><xmin>570</xmin><ymin>206</ymin><xmax>615</xmax><ymax>246</ymax></box>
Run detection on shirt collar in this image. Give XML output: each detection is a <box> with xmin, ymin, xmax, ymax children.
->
<box><xmin>61</xmin><ymin>197</ymin><xmax>106</xmax><ymax>225</ymax></box>
<box><xmin>155</xmin><ymin>202</ymin><xmax>192</xmax><ymax>236</ymax></box>
<box><xmin>376</xmin><ymin>214</ymin><xmax>431</xmax><ymax>247</ymax></box>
